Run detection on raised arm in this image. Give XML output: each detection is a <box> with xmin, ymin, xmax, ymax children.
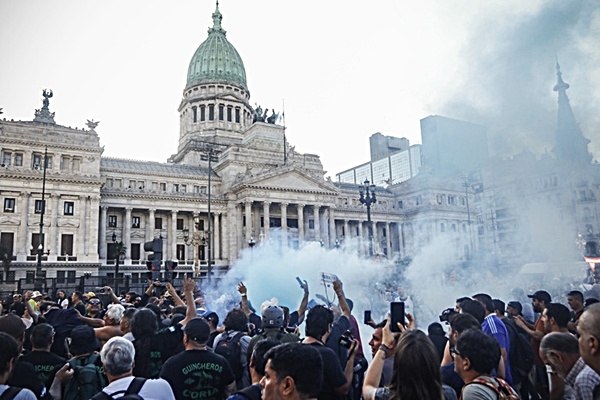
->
<box><xmin>180</xmin><ymin>278</ymin><xmax>197</xmax><ymax>326</ymax></box>
<box><xmin>238</xmin><ymin>282</ymin><xmax>251</xmax><ymax>316</ymax></box>
<box><xmin>166</xmin><ymin>282</ymin><xmax>185</xmax><ymax>307</ymax></box>
<box><xmin>296</xmin><ymin>280</ymin><xmax>309</xmax><ymax>322</ymax></box>
<box><xmin>333</xmin><ymin>280</ymin><xmax>351</xmax><ymax>319</ymax></box>
<box><xmin>103</xmin><ymin>286</ymin><xmax>121</xmax><ymax>305</ymax></box>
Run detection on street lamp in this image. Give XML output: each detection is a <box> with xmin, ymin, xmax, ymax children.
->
<box><xmin>112</xmin><ymin>232</ymin><xmax>121</xmax><ymax>292</ymax></box>
<box><xmin>200</xmin><ymin>143</ymin><xmax>220</xmax><ymax>284</ymax></box>
<box><xmin>359</xmin><ymin>179</ymin><xmax>377</xmax><ymax>256</ymax></box>
<box><xmin>183</xmin><ymin>214</ymin><xmax>204</xmax><ymax>279</ymax></box>
<box><xmin>248</xmin><ymin>236</ymin><xmax>256</xmax><ymax>249</ymax></box>
<box><xmin>35</xmin><ymin>147</ymin><xmax>49</xmax><ymax>291</ymax></box>
<box><xmin>334</xmin><ymin>239</ymin><xmax>340</xmax><ymax>249</ymax></box>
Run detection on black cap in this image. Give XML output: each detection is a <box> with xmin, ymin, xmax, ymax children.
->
<box><xmin>183</xmin><ymin>317</ymin><xmax>210</xmax><ymax>343</ymax></box>
<box><xmin>69</xmin><ymin>325</ymin><xmax>100</xmax><ymax>355</ymax></box>
<box><xmin>527</xmin><ymin>290</ymin><xmax>552</xmax><ymax>304</ymax></box>
<box><xmin>507</xmin><ymin>301</ymin><xmax>523</xmax><ymax>314</ymax></box>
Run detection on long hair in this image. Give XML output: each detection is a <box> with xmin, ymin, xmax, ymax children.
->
<box><xmin>388</xmin><ymin>330</ymin><xmax>444</xmax><ymax>400</ymax></box>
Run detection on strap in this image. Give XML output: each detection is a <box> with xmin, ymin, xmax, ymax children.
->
<box><xmin>125</xmin><ymin>377</ymin><xmax>147</xmax><ymax>395</ymax></box>
<box><xmin>0</xmin><ymin>387</ymin><xmax>22</xmax><ymax>400</ymax></box>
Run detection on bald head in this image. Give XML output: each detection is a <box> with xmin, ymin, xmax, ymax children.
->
<box><xmin>578</xmin><ymin>303</ymin><xmax>600</xmax><ymax>375</ymax></box>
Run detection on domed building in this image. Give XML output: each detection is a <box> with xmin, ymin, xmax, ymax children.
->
<box><xmin>0</xmin><ymin>4</ymin><xmax>407</xmax><ymax>291</ymax></box>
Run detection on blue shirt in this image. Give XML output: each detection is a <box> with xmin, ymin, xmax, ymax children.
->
<box><xmin>482</xmin><ymin>314</ymin><xmax>512</xmax><ymax>385</ymax></box>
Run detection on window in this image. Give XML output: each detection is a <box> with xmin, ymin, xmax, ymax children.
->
<box><xmin>3</xmin><ymin>198</ymin><xmax>15</xmax><ymax>212</ymax></box>
<box><xmin>177</xmin><ymin>244</ymin><xmax>185</xmax><ymax>260</ymax></box>
<box><xmin>64</xmin><ymin>201</ymin><xmax>74</xmax><ymax>215</ymax></box>
<box><xmin>131</xmin><ymin>243</ymin><xmax>140</xmax><ymax>261</ymax></box>
<box><xmin>0</xmin><ymin>232</ymin><xmax>14</xmax><ymax>259</ymax></box>
<box><xmin>34</xmin><ymin>200</ymin><xmax>44</xmax><ymax>214</ymax></box>
<box><xmin>209</xmin><ymin>104</ymin><xmax>215</xmax><ymax>120</ymax></box>
<box><xmin>108</xmin><ymin>215</ymin><xmax>118</xmax><ymax>228</ymax></box>
<box><xmin>31</xmin><ymin>233</ymin><xmax>43</xmax><ymax>255</ymax></box>
<box><xmin>72</xmin><ymin>158</ymin><xmax>81</xmax><ymax>171</ymax></box>
<box><xmin>155</xmin><ymin>217</ymin><xmax>163</xmax><ymax>229</ymax></box>
<box><xmin>67</xmin><ymin>271</ymin><xmax>76</xmax><ymax>284</ymax></box>
<box><xmin>45</xmin><ymin>156</ymin><xmax>53</xmax><ymax>169</ymax></box>
<box><xmin>61</xmin><ymin>234</ymin><xmax>74</xmax><ymax>256</ymax></box>
<box><xmin>173</xmin><ymin>184</ymin><xmax>179</xmax><ymax>192</ymax></box>
<box><xmin>177</xmin><ymin>218</ymin><xmax>184</xmax><ymax>230</ymax></box>
<box><xmin>132</xmin><ymin>216</ymin><xmax>140</xmax><ymax>228</ymax></box>
<box><xmin>181</xmin><ymin>184</ymin><xmax>187</xmax><ymax>193</ymax></box>
<box><xmin>200</xmin><ymin>105</ymin><xmax>206</xmax><ymax>121</ymax></box>
<box><xmin>193</xmin><ymin>185</ymin><xmax>200</xmax><ymax>193</ymax></box>
<box><xmin>14</xmin><ymin>153</ymin><xmax>23</xmax><ymax>166</ymax></box>
<box><xmin>448</xmin><ymin>196</ymin><xmax>456</xmax><ymax>205</ymax></box>
<box><xmin>1</xmin><ymin>151</ymin><xmax>11</xmax><ymax>166</ymax></box>
<box><xmin>218</xmin><ymin>104</ymin><xmax>224</xmax><ymax>120</ymax></box>
<box><xmin>106</xmin><ymin>178</ymin><xmax>113</xmax><ymax>187</ymax></box>
<box><xmin>57</xmin><ymin>271</ymin><xmax>66</xmax><ymax>284</ymax></box>
<box><xmin>398</xmin><ymin>200</ymin><xmax>403</xmax><ymax>209</ymax></box>
<box><xmin>32</xmin><ymin>154</ymin><xmax>42</xmax><ymax>169</ymax></box>
<box><xmin>192</xmin><ymin>106</ymin><xmax>197</xmax><ymax>123</ymax></box>
<box><xmin>160</xmin><ymin>183</ymin><xmax>167</xmax><ymax>192</ymax></box>
<box><xmin>152</xmin><ymin>182</ymin><xmax>159</xmax><ymax>191</ymax></box>
<box><xmin>235</xmin><ymin>108</ymin><xmax>240</xmax><ymax>123</ymax></box>
<box><xmin>309</xmin><ymin>219</ymin><xmax>315</xmax><ymax>229</ymax></box>
<box><xmin>227</xmin><ymin>106</ymin><xmax>232</xmax><ymax>122</ymax></box>
<box><xmin>114</xmin><ymin>179</ymin><xmax>122</xmax><ymax>188</ymax></box>
<box><xmin>60</xmin><ymin>156</ymin><xmax>70</xmax><ymax>170</ymax></box>
<box><xmin>200</xmin><ymin>186</ymin><xmax>207</xmax><ymax>194</ymax></box>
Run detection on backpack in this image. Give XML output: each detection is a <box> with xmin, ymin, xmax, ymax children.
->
<box><xmin>505</xmin><ymin>320</ymin><xmax>534</xmax><ymax>377</ymax></box>
<box><xmin>462</xmin><ymin>377</ymin><xmax>519</xmax><ymax>400</ymax></box>
<box><xmin>214</xmin><ymin>331</ymin><xmax>245</xmax><ymax>381</ymax></box>
<box><xmin>63</xmin><ymin>354</ymin><xmax>107</xmax><ymax>400</ymax></box>
<box><xmin>0</xmin><ymin>387</ymin><xmax>22</xmax><ymax>400</ymax></box>
<box><xmin>91</xmin><ymin>377</ymin><xmax>147</xmax><ymax>400</ymax></box>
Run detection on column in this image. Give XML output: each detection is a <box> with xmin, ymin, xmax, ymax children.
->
<box><xmin>357</xmin><ymin>221</ymin><xmax>364</xmax><ymax>256</ymax></box>
<box><xmin>18</xmin><ymin>192</ymin><xmax>30</xmax><ymax>257</ymax></box>
<box><xmin>171</xmin><ymin>210</ymin><xmax>178</xmax><ymax>261</ymax></box>
<box><xmin>371</xmin><ymin>221</ymin><xmax>378</xmax><ymax>255</ymax></box>
<box><xmin>386</xmin><ymin>222</ymin><xmax>392</xmax><ymax>257</ymax></box>
<box><xmin>263</xmin><ymin>201</ymin><xmax>271</xmax><ymax>238</ymax></box>
<box><xmin>245</xmin><ymin>201</ymin><xmax>252</xmax><ymax>247</ymax></box>
<box><xmin>397</xmin><ymin>223</ymin><xmax>404</xmax><ymax>257</ymax></box>
<box><xmin>77</xmin><ymin>195</ymin><xmax>86</xmax><ymax>257</ymax></box>
<box><xmin>297</xmin><ymin>204</ymin><xmax>305</xmax><ymax>245</ymax></box>
<box><xmin>49</xmin><ymin>194</ymin><xmax>59</xmax><ymax>257</ymax></box>
<box><xmin>89</xmin><ymin>197</ymin><xmax>100</xmax><ymax>260</ymax></box>
<box><xmin>281</xmin><ymin>203</ymin><xmax>288</xmax><ymax>244</ymax></box>
<box><xmin>213</xmin><ymin>213</ymin><xmax>220</xmax><ymax>260</ymax></box>
<box><xmin>236</xmin><ymin>204</ymin><xmax>243</xmax><ymax>257</ymax></box>
<box><xmin>343</xmin><ymin>219</ymin><xmax>349</xmax><ymax>244</ymax></box>
<box><xmin>100</xmin><ymin>206</ymin><xmax>108</xmax><ymax>259</ymax></box>
<box><xmin>313</xmin><ymin>205</ymin><xmax>320</xmax><ymax>242</ymax></box>
<box><xmin>328</xmin><ymin>207</ymin><xmax>336</xmax><ymax>247</ymax></box>
<box><xmin>83</xmin><ymin>196</ymin><xmax>91</xmax><ymax>257</ymax></box>
<box><xmin>147</xmin><ymin>209</ymin><xmax>156</xmax><ymax>240</ymax></box>
<box><xmin>124</xmin><ymin>207</ymin><xmax>132</xmax><ymax>260</ymax></box>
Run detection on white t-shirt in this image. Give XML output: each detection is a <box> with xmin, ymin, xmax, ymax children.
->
<box><xmin>0</xmin><ymin>385</ymin><xmax>37</xmax><ymax>400</ymax></box>
<box><xmin>98</xmin><ymin>376</ymin><xmax>175</xmax><ymax>400</ymax></box>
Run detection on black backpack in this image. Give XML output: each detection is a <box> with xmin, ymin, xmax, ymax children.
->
<box><xmin>0</xmin><ymin>387</ymin><xmax>22</xmax><ymax>400</ymax></box>
<box><xmin>505</xmin><ymin>319</ymin><xmax>534</xmax><ymax>377</ymax></box>
<box><xmin>91</xmin><ymin>377</ymin><xmax>147</xmax><ymax>400</ymax></box>
<box><xmin>214</xmin><ymin>331</ymin><xmax>245</xmax><ymax>381</ymax></box>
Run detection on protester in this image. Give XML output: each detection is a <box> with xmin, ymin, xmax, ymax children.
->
<box><xmin>20</xmin><ymin>323</ymin><xmax>66</xmax><ymax>390</ymax></box>
<box><xmin>577</xmin><ymin>303</ymin><xmax>600</xmax><ymax>377</ymax></box>
<box><xmin>0</xmin><ymin>332</ymin><xmax>37</xmax><ymax>399</ymax></box>
<box><xmin>93</xmin><ymin>337</ymin><xmax>175</xmax><ymax>400</ymax></box>
<box><xmin>213</xmin><ymin>308</ymin><xmax>252</xmax><ymax>390</ymax></box>
<box><xmin>260</xmin><ymin>342</ymin><xmax>323</xmax><ymax>400</ymax></box>
<box><xmin>540</xmin><ymin>332</ymin><xmax>600</xmax><ymax>400</ymax></box>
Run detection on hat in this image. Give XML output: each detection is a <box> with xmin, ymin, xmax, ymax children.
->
<box><xmin>527</xmin><ymin>290</ymin><xmax>552</xmax><ymax>304</ymax></box>
<box><xmin>507</xmin><ymin>301</ymin><xmax>523</xmax><ymax>314</ymax></box>
<box><xmin>69</xmin><ymin>325</ymin><xmax>100</xmax><ymax>355</ymax></box>
<box><xmin>85</xmin><ymin>291</ymin><xmax>96</xmax><ymax>298</ymax></box>
<box><xmin>31</xmin><ymin>291</ymin><xmax>43</xmax><ymax>299</ymax></box>
<box><xmin>197</xmin><ymin>309</ymin><xmax>218</xmax><ymax>322</ymax></box>
<box><xmin>183</xmin><ymin>318</ymin><xmax>210</xmax><ymax>343</ymax></box>
<box><xmin>262</xmin><ymin>305</ymin><xmax>284</xmax><ymax>329</ymax></box>
<box><xmin>13</xmin><ymin>293</ymin><xmax>21</xmax><ymax>298</ymax></box>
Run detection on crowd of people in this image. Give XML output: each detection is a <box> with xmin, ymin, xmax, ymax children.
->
<box><xmin>0</xmin><ymin>276</ymin><xmax>600</xmax><ymax>400</ymax></box>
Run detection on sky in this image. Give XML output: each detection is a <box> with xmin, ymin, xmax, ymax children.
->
<box><xmin>1</xmin><ymin>1</ymin><xmax>599</xmax><ymax>178</ymax></box>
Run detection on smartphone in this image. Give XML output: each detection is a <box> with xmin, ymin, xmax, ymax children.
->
<box><xmin>364</xmin><ymin>310</ymin><xmax>372</xmax><ymax>324</ymax></box>
<box><xmin>390</xmin><ymin>302</ymin><xmax>405</xmax><ymax>333</ymax></box>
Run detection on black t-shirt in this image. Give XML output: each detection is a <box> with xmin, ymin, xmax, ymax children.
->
<box><xmin>133</xmin><ymin>326</ymin><xmax>184</xmax><ymax>378</ymax></box>
<box><xmin>160</xmin><ymin>349</ymin><xmax>235</xmax><ymax>400</ymax></box>
<box><xmin>8</xmin><ymin>359</ymin><xmax>46</xmax><ymax>399</ymax></box>
<box><xmin>325</xmin><ymin>315</ymin><xmax>351</xmax><ymax>367</ymax></box>
<box><xmin>72</xmin><ymin>302</ymin><xmax>86</xmax><ymax>316</ymax></box>
<box><xmin>20</xmin><ymin>350</ymin><xmax>66</xmax><ymax>388</ymax></box>
<box><xmin>307</xmin><ymin>342</ymin><xmax>347</xmax><ymax>400</ymax></box>
<box><xmin>9</xmin><ymin>302</ymin><xmax>25</xmax><ymax>317</ymax></box>
<box><xmin>207</xmin><ymin>330</ymin><xmax>220</xmax><ymax>348</ymax></box>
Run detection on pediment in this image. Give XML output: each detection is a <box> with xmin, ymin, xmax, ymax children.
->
<box><xmin>0</xmin><ymin>216</ymin><xmax>20</xmax><ymax>225</ymax></box>
<box><xmin>57</xmin><ymin>219</ymin><xmax>80</xmax><ymax>228</ymax></box>
<box><xmin>238</xmin><ymin>168</ymin><xmax>337</xmax><ymax>195</ymax></box>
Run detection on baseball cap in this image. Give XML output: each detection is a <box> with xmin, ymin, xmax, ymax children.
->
<box><xmin>31</xmin><ymin>291</ymin><xmax>43</xmax><ymax>299</ymax></box>
<box><xmin>183</xmin><ymin>317</ymin><xmax>210</xmax><ymax>343</ymax></box>
<box><xmin>527</xmin><ymin>290</ymin><xmax>552</xmax><ymax>303</ymax></box>
<box><xmin>507</xmin><ymin>301</ymin><xmax>523</xmax><ymax>314</ymax></box>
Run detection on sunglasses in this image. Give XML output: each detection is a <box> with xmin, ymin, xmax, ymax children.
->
<box><xmin>89</xmin><ymin>300</ymin><xmax>101</xmax><ymax>305</ymax></box>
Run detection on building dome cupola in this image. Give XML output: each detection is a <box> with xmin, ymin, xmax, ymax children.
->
<box><xmin>186</xmin><ymin>1</ymin><xmax>247</xmax><ymax>90</ymax></box>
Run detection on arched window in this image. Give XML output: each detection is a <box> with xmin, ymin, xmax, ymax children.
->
<box><xmin>192</xmin><ymin>106</ymin><xmax>197</xmax><ymax>123</ymax></box>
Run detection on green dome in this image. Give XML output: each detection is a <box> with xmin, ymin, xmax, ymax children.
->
<box><xmin>187</xmin><ymin>4</ymin><xmax>247</xmax><ymax>90</ymax></box>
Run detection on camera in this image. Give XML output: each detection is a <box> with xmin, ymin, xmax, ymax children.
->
<box><xmin>439</xmin><ymin>307</ymin><xmax>458</xmax><ymax>323</ymax></box>
<box><xmin>339</xmin><ymin>329</ymin><xmax>354</xmax><ymax>349</ymax></box>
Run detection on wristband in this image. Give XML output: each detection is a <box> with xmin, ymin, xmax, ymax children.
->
<box><xmin>378</xmin><ymin>345</ymin><xmax>390</xmax><ymax>358</ymax></box>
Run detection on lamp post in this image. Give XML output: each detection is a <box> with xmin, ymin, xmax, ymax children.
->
<box><xmin>359</xmin><ymin>179</ymin><xmax>377</xmax><ymax>256</ymax></box>
<box><xmin>183</xmin><ymin>214</ymin><xmax>204</xmax><ymax>279</ymax></box>
<box><xmin>112</xmin><ymin>232</ymin><xmax>120</xmax><ymax>292</ymax></box>
<box><xmin>35</xmin><ymin>147</ymin><xmax>49</xmax><ymax>291</ymax></box>
<box><xmin>200</xmin><ymin>144</ymin><xmax>219</xmax><ymax>284</ymax></box>
<box><xmin>248</xmin><ymin>236</ymin><xmax>256</xmax><ymax>261</ymax></box>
